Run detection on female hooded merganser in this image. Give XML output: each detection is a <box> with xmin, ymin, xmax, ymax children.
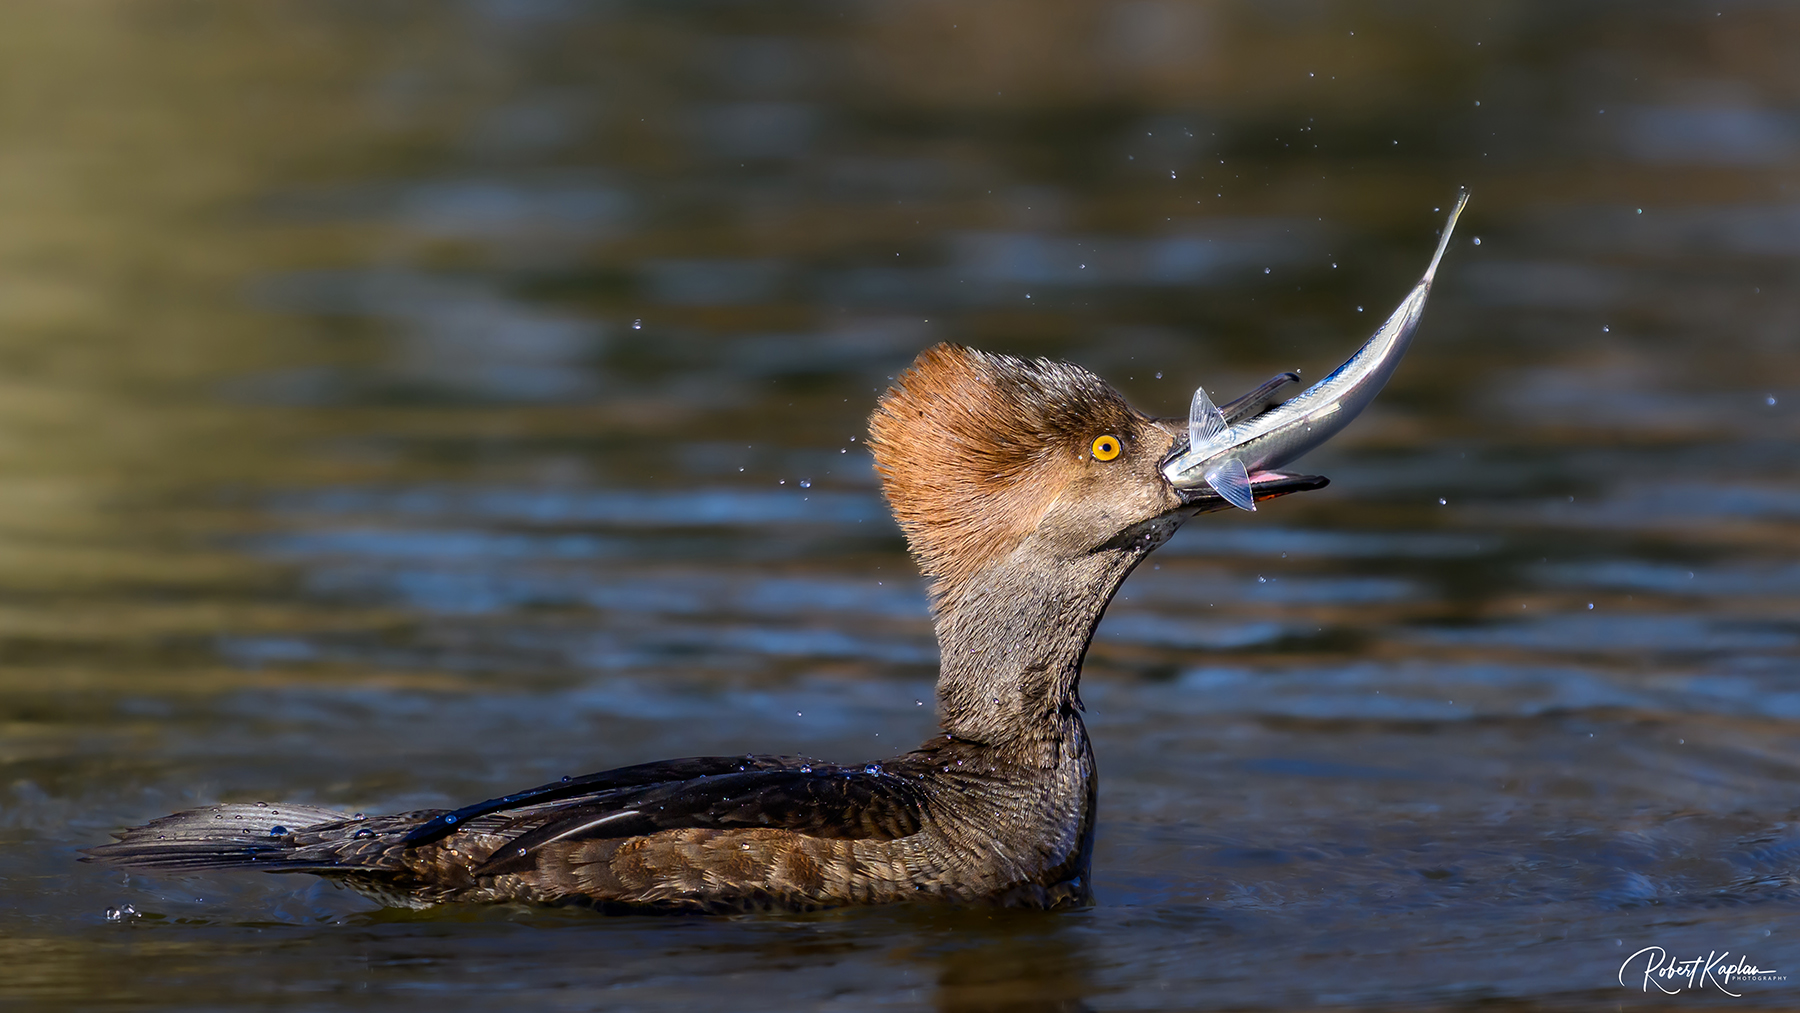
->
<box><xmin>86</xmin><ymin>197</ymin><xmax>1467</xmax><ymax>913</ymax></box>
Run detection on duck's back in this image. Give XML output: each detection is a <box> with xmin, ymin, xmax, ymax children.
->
<box><xmin>85</xmin><ymin>733</ymin><xmax>1096</xmax><ymax>912</ymax></box>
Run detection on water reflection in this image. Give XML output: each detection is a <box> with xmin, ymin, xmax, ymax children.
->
<box><xmin>2</xmin><ymin>0</ymin><xmax>1798</xmax><ymax>1009</ymax></box>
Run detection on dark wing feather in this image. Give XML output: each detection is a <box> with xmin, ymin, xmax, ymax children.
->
<box><xmin>401</xmin><ymin>754</ymin><xmax>814</xmax><ymax>847</ymax></box>
<box><xmin>469</xmin><ymin>764</ymin><xmax>929</xmax><ymax>876</ymax></box>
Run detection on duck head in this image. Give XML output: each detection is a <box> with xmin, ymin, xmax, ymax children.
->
<box><xmin>863</xmin><ymin>196</ymin><xmax>1464</xmax><ymax>743</ymax></box>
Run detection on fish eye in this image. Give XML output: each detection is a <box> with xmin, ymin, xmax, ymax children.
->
<box><xmin>1091</xmin><ymin>435</ymin><xmax>1121</xmax><ymax>461</ymax></box>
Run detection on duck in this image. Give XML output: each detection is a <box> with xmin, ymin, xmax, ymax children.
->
<box><xmin>84</xmin><ymin>196</ymin><xmax>1467</xmax><ymax>913</ymax></box>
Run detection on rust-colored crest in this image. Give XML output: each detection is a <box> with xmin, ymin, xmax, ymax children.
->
<box><xmin>868</xmin><ymin>344</ymin><xmax>1137</xmax><ymax>602</ymax></box>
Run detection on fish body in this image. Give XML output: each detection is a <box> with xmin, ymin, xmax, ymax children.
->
<box><xmin>1164</xmin><ymin>192</ymin><xmax>1469</xmax><ymax>509</ymax></box>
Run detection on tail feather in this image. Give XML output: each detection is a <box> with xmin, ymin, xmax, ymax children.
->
<box><xmin>82</xmin><ymin>803</ymin><xmax>354</xmax><ymax>872</ymax></box>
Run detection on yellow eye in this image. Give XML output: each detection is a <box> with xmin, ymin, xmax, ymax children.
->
<box><xmin>1091</xmin><ymin>435</ymin><xmax>1121</xmax><ymax>461</ymax></box>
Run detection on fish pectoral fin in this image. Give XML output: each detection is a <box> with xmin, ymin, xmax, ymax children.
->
<box><xmin>1204</xmin><ymin>459</ymin><xmax>1257</xmax><ymax>512</ymax></box>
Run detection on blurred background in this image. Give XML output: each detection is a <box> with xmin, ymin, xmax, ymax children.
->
<box><xmin>2</xmin><ymin>1</ymin><xmax>1798</xmax><ymax>1009</ymax></box>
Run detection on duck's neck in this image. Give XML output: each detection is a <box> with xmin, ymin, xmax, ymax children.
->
<box><xmin>929</xmin><ymin>540</ymin><xmax>1156</xmax><ymax>754</ymax></box>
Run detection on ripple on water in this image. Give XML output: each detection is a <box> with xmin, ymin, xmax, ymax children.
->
<box><xmin>1409</xmin><ymin>614</ymin><xmax>1800</xmax><ymax>654</ymax></box>
<box><xmin>1537</xmin><ymin>559</ymin><xmax>1800</xmax><ymax>597</ymax></box>
<box><xmin>1162</xmin><ymin>525</ymin><xmax>1496</xmax><ymax>559</ymax></box>
<box><xmin>269</xmin><ymin>486</ymin><xmax>889</xmax><ymax>527</ymax></box>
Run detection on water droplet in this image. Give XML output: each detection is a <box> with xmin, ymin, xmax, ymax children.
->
<box><xmin>1438</xmin><ymin>497</ymin><xmax>1448</xmax><ymax>506</ymax></box>
<box><xmin>1767</xmin><ymin>395</ymin><xmax>1779</xmax><ymax>406</ymax></box>
<box><xmin>268</xmin><ymin>825</ymin><xmax>288</xmax><ymax>837</ymax></box>
<box><xmin>740</xmin><ymin>842</ymin><xmax>751</xmax><ymax>851</ymax></box>
<box><xmin>352</xmin><ymin>813</ymin><xmax>364</xmax><ymax>820</ymax></box>
<box><xmin>1587</xmin><ymin>603</ymin><xmax>1595</xmax><ymax>610</ymax></box>
<box><xmin>631</xmin><ymin>318</ymin><xmax>642</xmax><ymax>330</ymax></box>
<box><xmin>444</xmin><ymin>815</ymin><xmax>458</xmax><ymax>824</ymax></box>
<box><xmin>799</xmin><ymin>765</ymin><xmax>813</xmax><ymax>773</ymax></box>
<box><xmin>1356</xmin><ymin>306</ymin><xmax>1364</xmax><ymax>312</ymax></box>
<box><xmin>1602</xmin><ymin>325</ymin><xmax>1609</xmax><ymax>332</ymax></box>
<box><xmin>562</xmin><ymin>775</ymin><xmax>572</xmax><ymax>783</ymax></box>
<box><xmin>1263</xmin><ymin>267</ymin><xmax>1271</xmax><ymax>274</ymax></box>
<box><xmin>1472</xmin><ymin>237</ymin><xmax>1481</xmax><ymax>245</ymax></box>
<box><xmin>353</xmin><ymin>828</ymin><xmax>375</xmax><ymax>839</ymax></box>
<box><xmin>105</xmin><ymin>904</ymin><xmax>136</xmax><ymax>922</ymax></box>
<box><xmin>1257</xmin><ymin>575</ymin><xmax>1267</xmax><ymax>583</ymax></box>
<box><xmin>799</xmin><ymin>479</ymin><xmax>811</xmax><ymax>488</ymax></box>
<box><xmin>915</xmin><ymin>699</ymin><xmax>924</xmax><ymax>707</ymax></box>
<box><xmin>863</xmin><ymin>763</ymin><xmax>882</xmax><ymax>775</ymax></box>
<box><xmin>1154</xmin><ymin>371</ymin><xmax>1163</xmax><ymax>379</ymax></box>
<box><xmin>256</xmin><ymin>802</ymin><xmax>268</xmax><ymax>807</ymax></box>
<box><xmin>517</xmin><ymin>847</ymin><xmax>528</xmax><ymax>856</ymax></box>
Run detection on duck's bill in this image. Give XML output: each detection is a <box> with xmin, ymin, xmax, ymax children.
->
<box><xmin>1176</xmin><ymin>470</ymin><xmax>1328</xmax><ymax>514</ymax></box>
<box><xmin>1163</xmin><ymin>191</ymin><xmax>1469</xmax><ymax>511</ymax></box>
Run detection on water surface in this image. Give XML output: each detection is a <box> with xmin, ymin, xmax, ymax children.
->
<box><xmin>2</xmin><ymin>2</ymin><xmax>1797</xmax><ymax>1009</ymax></box>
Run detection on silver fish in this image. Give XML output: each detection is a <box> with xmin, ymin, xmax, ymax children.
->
<box><xmin>1164</xmin><ymin>191</ymin><xmax>1470</xmax><ymax>510</ymax></box>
